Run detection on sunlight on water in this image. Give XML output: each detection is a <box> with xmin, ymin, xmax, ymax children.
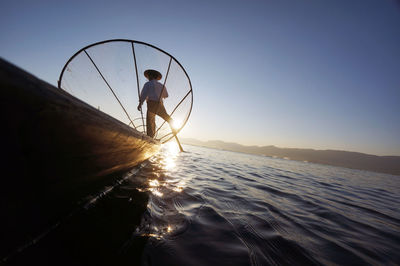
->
<box><xmin>146</xmin><ymin>142</ymin><xmax>182</xmax><ymax>197</ymax></box>
<box><xmin>137</xmin><ymin>145</ymin><xmax>400</xmax><ymax>266</ymax></box>
<box><xmin>159</xmin><ymin>142</ymin><xmax>190</xmax><ymax>194</ymax></box>
<box><xmin>159</xmin><ymin>142</ymin><xmax>179</xmax><ymax>170</ymax></box>
<box><xmin>135</xmin><ymin>141</ymin><xmax>193</xmax><ymax>240</ymax></box>
<box><xmin>162</xmin><ymin>157</ymin><xmax>176</xmax><ymax>170</ymax></box>
<box><xmin>139</xmin><ymin>224</ymin><xmax>174</xmax><ymax>240</ymax></box>
<box><xmin>148</xmin><ymin>179</ymin><xmax>163</xmax><ymax>197</ymax></box>
<box><xmin>149</xmin><ymin>179</ymin><xmax>160</xmax><ymax>187</ymax></box>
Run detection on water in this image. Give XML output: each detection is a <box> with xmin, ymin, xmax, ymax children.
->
<box><xmin>137</xmin><ymin>144</ymin><xmax>400</xmax><ymax>265</ymax></box>
<box><xmin>7</xmin><ymin>144</ymin><xmax>400</xmax><ymax>265</ymax></box>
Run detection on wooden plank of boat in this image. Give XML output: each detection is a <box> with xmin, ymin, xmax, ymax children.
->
<box><xmin>0</xmin><ymin>58</ymin><xmax>160</xmax><ymax>258</ymax></box>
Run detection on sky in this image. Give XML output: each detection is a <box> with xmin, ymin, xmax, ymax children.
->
<box><xmin>1</xmin><ymin>0</ymin><xmax>399</xmax><ymax>156</ymax></box>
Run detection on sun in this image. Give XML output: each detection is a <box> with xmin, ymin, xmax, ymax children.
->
<box><xmin>171</xmin><ymin>118</ymin><xmax>183</xmax><ymax>130</ymax></box>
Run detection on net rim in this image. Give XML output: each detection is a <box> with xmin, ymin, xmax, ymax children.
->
<box><xmin>58</xmin><ymin>39</ymin><xmax>193</xmax><ymax>144</ymax></box>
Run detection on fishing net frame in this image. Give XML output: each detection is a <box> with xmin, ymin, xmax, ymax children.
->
<box><xmin>58</xmin><ymin>39</ymin><xmax>193</xmax><ymax>144</ymax></box>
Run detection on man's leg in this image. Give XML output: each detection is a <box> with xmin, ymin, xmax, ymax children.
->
<box><xmin>148</xmin><ymin>101</ymin><xmax>176</xmax><ymax>136</ymax></box>
<box><xmin>156</xmin><ymin>104</ymin><xmax>178</xmax><ymax>134</ymax></box>
<box><xmin>146</xmin><ymin>110</ymin><xmax>156</xmax><ymax>137</ymax></box>
<box><xmin>155</xmin><ymin>103</ymin><xmax>172</xmax><ymax>123</ymax></box>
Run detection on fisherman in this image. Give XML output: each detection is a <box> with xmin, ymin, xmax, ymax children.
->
<box><xmin>137</xmin><ymin>69</ymin><xmax>174</xmax><ymax>138</ymax></box>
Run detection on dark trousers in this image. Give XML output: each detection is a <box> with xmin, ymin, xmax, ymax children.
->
<box><xmin>146</xmin><ymin>100</ymin><xmax>171</xmax><ymax>138</ymax></box>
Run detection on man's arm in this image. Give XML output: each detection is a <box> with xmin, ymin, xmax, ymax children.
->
<box><xmin>162</xmin><ymin>86</ymin><xmax>169</xmax><ymax>98</ymax></box>
<box><xmin>137</xmin><ymin>101</ymin><xmax>143</xmax><ymax>111</ymax></box>
<box><xmin>137</xmin><ymin>84</ymin><xmax>148</xmax><ymax>111</ymax></box>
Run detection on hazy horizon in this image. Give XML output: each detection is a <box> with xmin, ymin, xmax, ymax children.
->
<box><xmin>1</xmin><ymin>0</ymin><xmax>399</xmax><ymax>156</ymax></box>
<box><xmin>180</xmin><ymin>137</ymin><xmax>400</xmax><ymax>157</ymax></box>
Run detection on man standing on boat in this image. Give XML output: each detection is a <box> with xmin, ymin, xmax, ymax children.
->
<box><xmin>137</xmin><ymin>69</ymin><xmax>174</xmax><ymax>138</ymax></box>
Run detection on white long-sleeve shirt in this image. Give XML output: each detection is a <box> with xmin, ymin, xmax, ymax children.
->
<box><xmin>139</xmin><ymin>80</ymin><xmax>168</xmax><ymax>102</ymax></box>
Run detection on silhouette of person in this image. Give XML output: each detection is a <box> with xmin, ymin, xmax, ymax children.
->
<box><xmin>137</xmin><ymin>69</ymin><xmax>174</xmax><ymax>138</ymax></box>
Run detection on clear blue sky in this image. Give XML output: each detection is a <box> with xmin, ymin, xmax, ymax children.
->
<box><xmin>1</xmin><ymin>0</ymin><xmax>399</xmax><ymax>155</ymax></box>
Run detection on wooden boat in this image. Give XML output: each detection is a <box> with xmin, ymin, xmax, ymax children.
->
<box><xmin>0</xmin><ymin>58</ymin><xmax>160</xmax><ymax>258</ymax></box>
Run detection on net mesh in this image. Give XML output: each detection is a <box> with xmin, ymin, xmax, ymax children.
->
<box><xmin>59</xmin><ymin>40</ymin><xmax>193</xmax><ymax>143</ymax></box>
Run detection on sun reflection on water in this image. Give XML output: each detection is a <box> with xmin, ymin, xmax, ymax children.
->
<box><xmin>140</xmin><ymin>224</ymin><xmax>174</xmax><ymax>240</ymax></box>
<box><xmin>146</xmin><ymin>142</ymin><xmax>183</xmax><ymax>197</ymax></box>
<box><xmin>160</xmin><ymin>141</ymin><xmax>180</xmax><ymax>170</ymax></box>
<box><xmin>137</xmin><ymin>141</ymin><xmax>192</xmax><ymax>239</ymax></box>
<box><xmin>148</xmin><ymin>179</ymin><xmax>163</xmax><ymax>197</ymax></box>
<box><xmin>163</xmin><ymin>157</ymin><xmax>176</xmax><ymax>170</ymax></box>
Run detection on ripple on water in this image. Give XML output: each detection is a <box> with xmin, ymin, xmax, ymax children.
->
<box><xmin>135</xmin><ymin>144</ymin><xmax>400</xmax><ymax>265</ymax></box>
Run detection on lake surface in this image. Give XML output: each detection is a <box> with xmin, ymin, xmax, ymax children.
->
<box><xmin>137</xmin><ymin>144</ymin><xmax>400</xmax><ymax>265</ymax></box>
<box><xmin>7</xmin><ymin>144</ymin><xmax>400</xmax><ymax>265</ymax></box>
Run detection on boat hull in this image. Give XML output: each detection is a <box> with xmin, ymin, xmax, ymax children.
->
<box><xmin>0</xmin><ymin>58</ymin><xmax>159</xmax><ymax>258</ymax></box>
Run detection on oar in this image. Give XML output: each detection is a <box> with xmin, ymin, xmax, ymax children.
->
<box><xmin>174</xmin><ymin>134</ymin><xmax>184</xmax><ymax>152</ymax></box>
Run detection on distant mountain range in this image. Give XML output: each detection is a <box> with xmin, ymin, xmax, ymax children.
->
<box><xmin>180</xmin><ymin>138</ymin><xmax>400</xmax><ymax>176</ymax></box>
